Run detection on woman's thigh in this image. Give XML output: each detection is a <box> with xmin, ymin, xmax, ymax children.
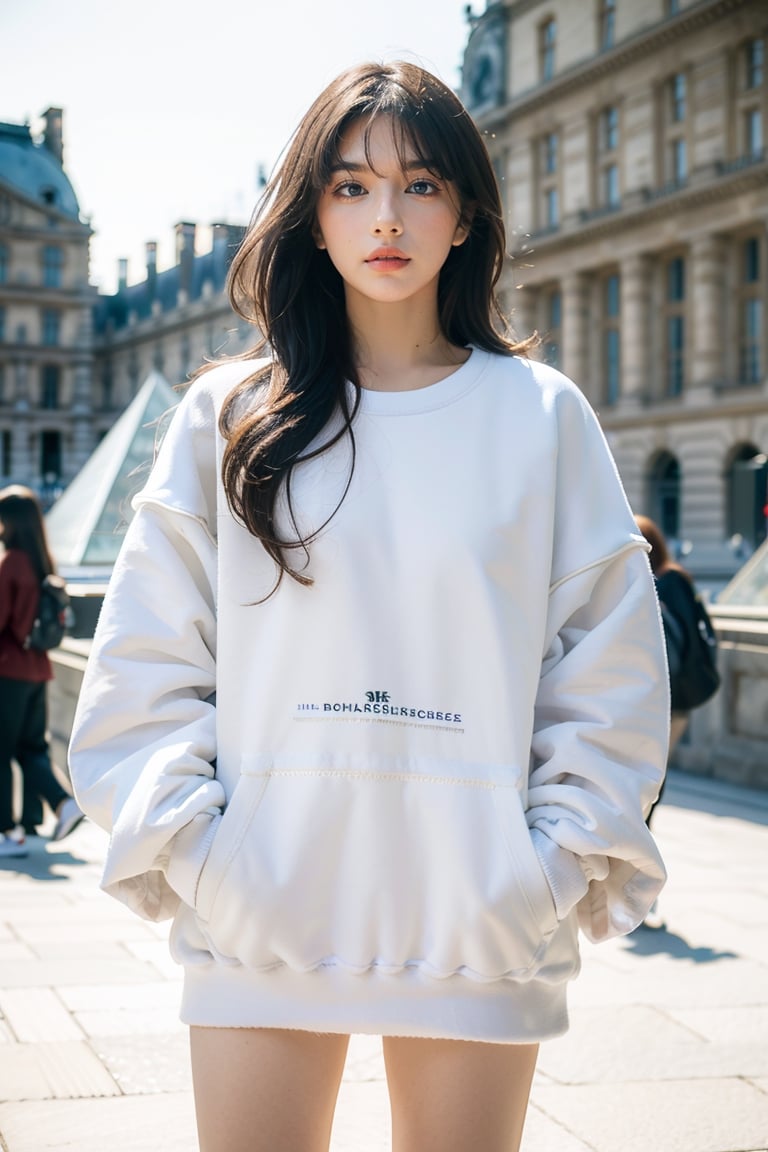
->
<box><xmin>383</xmin><ymin>1035</ymin><xmax>538</xmax><ymax>1152</ymax></box>
<box><xmin>189</xmin><ymin>1026</ymin><xmax>350</xmax><ymax>1152</ymax></box>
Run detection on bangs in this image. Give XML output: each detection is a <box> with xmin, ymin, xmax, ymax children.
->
<box><xmin>310</xmin><ymin>73</ymin><xmax>471</xmax><ymax>191</ymax></box>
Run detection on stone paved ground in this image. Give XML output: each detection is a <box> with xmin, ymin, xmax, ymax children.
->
<box><xmin>0</xmin><ymin>769</ymin><xmax>767</xmax><ymax>1152</ymax></box>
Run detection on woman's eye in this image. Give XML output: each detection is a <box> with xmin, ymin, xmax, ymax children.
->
<box><xmin>408</xmin><ymin>179</ymin><xmax>439</xmax><ymax>195</ymax></box>
<box><xmin>337</xmin><ymin>182</ymin><xmax>366</xmax><ymax>198</ymax></box>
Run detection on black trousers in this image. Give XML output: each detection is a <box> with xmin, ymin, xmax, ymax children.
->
<box><xmin>0</xmin><ymin>677</ymin><xmax>68</xmax><ymax>833</ymax></box>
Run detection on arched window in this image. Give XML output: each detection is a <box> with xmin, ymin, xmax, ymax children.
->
<box><xmin>647</xmin><ymin>451</ymin><xmax>681</xmax><ymax>540</ymax></box>
<box><xmin>725</xmin><ymin>442</ymin><xmax>767</xmax><ymax>547</ymax></box>
<box><xmin>40</xmin><ymin>430</ymin><xmax>62</xmax><ymax>481</ymax></box>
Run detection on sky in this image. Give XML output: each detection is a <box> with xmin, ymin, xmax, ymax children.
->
<box><xmin>1</xmin><ymin>0</ymin><xmax>475</xmax><ymax>294</ymax></box>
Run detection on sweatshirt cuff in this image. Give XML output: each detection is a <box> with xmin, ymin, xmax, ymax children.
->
<box><xmin>529</xmin><ymin>827</ymin><xmax>590</xmax><ymax>921</ymax></box>
<box><xmin>163</xmin><ymin>811</ymin><xmax>221</xmax><ymax>910</ymax></box>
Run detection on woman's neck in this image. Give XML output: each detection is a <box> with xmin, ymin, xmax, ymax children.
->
<box><xmin>346</xmin><ymin>296</ymin><xmax>469</xmax><ymax>393</ymax></box>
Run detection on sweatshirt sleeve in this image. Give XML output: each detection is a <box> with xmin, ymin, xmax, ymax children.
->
<box><xmin>68</xmin><ymin>378</ymin><xmax>225</xmax><ymax>922</ymax></box>
<box><xmin>525</xmin><ymin>372</ymin><xmax>669</xmax><ymax>942</ymax></box>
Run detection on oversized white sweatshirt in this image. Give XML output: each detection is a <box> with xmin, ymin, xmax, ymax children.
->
<box><xmin>69</xmin><ymin>349</ymin><xmax>668</xmax><ymax>1041</ymax></box>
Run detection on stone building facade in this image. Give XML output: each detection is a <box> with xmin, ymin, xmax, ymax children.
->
<box><xmin>0</xmin><ymin>109</ymin><xmax>95</xmax><ymax>504</ymax></box>
<box><xmin>0</xmin><ymin>109</ymin><xmax>252</xmax><ymax>503</ymax></box>
<box><xmin>92</xmin><ymin>220</ymin><xmax>251</xmax><ymax>445</ymax></box>
<box><xmin>463</xmin><ymin>0</ymin><xmax>768</xmax><ymax>591</ymax></box>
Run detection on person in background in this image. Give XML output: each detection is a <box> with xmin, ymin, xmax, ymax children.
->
<box><xmin>69</xmin><ymin>61</ymin><xmax>668</xmax><ymax>1152</ymax></box>
<box><xmin>634</xmin><ymin>514</ymin><xmax>695</xmax><ymax>827</ymax></box>
<box><xmin>0</xmin><ymin>486</ymin><xmax>84</xmax><ymax>855</ymax></box>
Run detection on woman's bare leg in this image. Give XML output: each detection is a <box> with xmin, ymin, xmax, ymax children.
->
<box><xmin>190</xmin><ymin>1026</ymin><xmax>350</xmax><ymax>1152</ymax></box>
<box><xmin>383</xmin><ymin>1035</ymin><xmax>538</xmax><ymax>1152</ymax></box>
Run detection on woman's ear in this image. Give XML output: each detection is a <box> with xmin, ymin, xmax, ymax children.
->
<box><xmin>452</xmin><ymin>204</ymin><xmax>475</xmax><ymax>247</ymax></box>
<box><xmin>312</xmin><ymin>224</ymin><xmax>326</xmax><ymax>250</ymax></box>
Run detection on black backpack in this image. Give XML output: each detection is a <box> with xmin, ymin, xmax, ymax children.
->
<box><xmin>657</xmin><ymin>571</ymin><xmax>720</xmax><ymax>712</ymax></box>
<box><xmin>25</xmin><ymin>575</ymin><xmax>74</xmax><ymax>652</ymax></box>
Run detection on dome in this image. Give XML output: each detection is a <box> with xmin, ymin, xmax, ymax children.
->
<box><xmin>0</xmin><ymin>121</ymin><xmax>80</xmax><ymax>219</ymax></box>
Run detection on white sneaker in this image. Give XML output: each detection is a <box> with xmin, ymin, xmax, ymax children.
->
<box><xmin>51</xmin><ymin>797</ymin><xmax>85</xmax><ymax>842</ymax></box>
<box><xmin>0</xmin><ymin>826</ymin><xmax>28</xmax><ymax>858</ymax></box>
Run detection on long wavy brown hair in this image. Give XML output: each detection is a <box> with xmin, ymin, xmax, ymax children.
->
<box><xmin>0</xmin><ymin>486</ymin><xmax>56</xmax><ymax>582</ymax></box>
<box><xmin>207</xmin><ymin>60</ymin><xmax>536</xmax><ymax>594</ymax></box>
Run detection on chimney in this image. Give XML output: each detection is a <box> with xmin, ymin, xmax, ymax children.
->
<box><xmin>175</xmin><ymin>221</ymin><xmax>196</xmax><ymax>301</ymax></box>
<box><xmin>117</xmin><ymin>258</ymin><xmax>128</xmax><ymax>292</ymax></box>
<box><xmin>42</xmin><ymin>107</ymin><xmax>64</xmax><ymax>164</ymax></box>
<box><xmin>146</xmin><ymin>240</ymin><xmax>158</xmax><ymax>301</ymax></box>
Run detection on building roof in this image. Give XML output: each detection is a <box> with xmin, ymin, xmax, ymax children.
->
<box><xmin>0</xmin><ymin>120</ymin><xmax>80</xmax><ymax>219</ymax></box>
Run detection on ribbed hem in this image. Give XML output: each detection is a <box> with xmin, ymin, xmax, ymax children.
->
<box><xmin>180</xmin><ymin>961</ymin><xmax>570</xmax><ymax>1043</ymax></box>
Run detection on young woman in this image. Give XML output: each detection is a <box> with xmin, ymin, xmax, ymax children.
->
<box><xmin>69</xmin><ymin>62</ymin><xmax>669</xmax><ymax>1152</ymax></box>
<box><xmin>634</xmin><ymin>515</ymin><xmax>708</xmax><ymax>816</ymax></box>
<box><xmin>0</xmin><ymin>486</ymin><xmax>84</xmax><ymax>855</ymax></box>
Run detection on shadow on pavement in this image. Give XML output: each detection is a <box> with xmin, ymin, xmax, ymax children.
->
<box><xmin>623</xmin><ymin>922</ymin><xmax>739</xmax><ymax>963</ymax></box>
<box><xmin>0</xmin><ymin>840</ymin><xmax>91</xmax><ymax>881</ymax></box>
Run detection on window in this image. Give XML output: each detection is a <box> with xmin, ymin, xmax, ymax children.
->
<box><xmin>670</xmin><ymin>73</ymin><xmax>687</xmax><ymax>122</ymax></box>
<box><xmin>736</xmin><ymin>39</ymin><xmax>765</xmax><ymax>165</ymax></box>
<box><xmin>41</xmin><ymin>365</ymin><xmax>60</xmax><ymax>409</ymax></box>
<box><xmin>745</xmin><ymin>38</ymin><xmax>764</xmax><ymax>89</ymax></box>
<box><xmin>665</xmin><ymin>0</ymin><xmax>680</xmax><ymax>13</ymax></box>
<box><xmin>42</xmin><ymin>246</ymin><xmax>63</xmax><ymax>288</ymax></box>
<box><xmin>0</xmin><ymin>244</ymin><xmax>7</xmax><ymax>283</ymax></box>
<box><xmin>648</xmin><ymin>452</ymin><xmax>681</xmax><ymax>540</ymax></box>
<box><xmin>543</xmin><ymin>132</ymin><xmax>558</xmax><ymax>175</ymax></box>
<box><xmin>1</xmin><ymin>429</ymin><xmax>11</xmax><ymax>477</ymax></box>
<box><xmin>537</xmin><ymin>131</ymin><xmax>560</xmax><ymax>230</ymax></box>
<box><xmin>600</xmin><ymin>106</ymin><xmax>618</xmax><ymax>151</ymax></box>
<box><xmin>745</xmin><ymin>108</ymin><xmax>763</xmax><ymax>157</ymax></box>
<box><xmin>671</xmin><ymin>137</ymin><xmax>687</xmax><ymax>183</ymax></box>
<box><xmin>601</xmin><ymin>164</ymin><xmax>620</xmax><ymax>207</ymax></box>
<box><xmin>544</xmin><ymin>289</ymin><xmax>561</xmax><ymax>368</ymax></box>
<box><xmin>41</xmin><ymin>309</ymin><xmax>60</xmax><ymax>346</ymax></box>
<box><xmin>662</xmin><ymin>74</ymin><xmax>688</xmax><ymax>187</ymax></box>
<box><xmin>739</xmin><ymin>236</ymin><xmax>764</xmax><ymax>385</ymax></box>
<box><xmin>598</xmin><ymin>0</ymin><xmax>615</xmax><ymax>51</ymax></box>
<box><xmin>597</xmin><ymin>106</ymin><xmax>620</xmax><ymax>208</ymax></box>
<box><xmin>665</xmin><ymin>257</ymin><xmax>686</xmax><ymax>397</ymax></box>
<box><xmin>539</xmin><ymin>18</ymin><xmax>556</xmax><ymax>83</ymax></box>
<box><xmin>603</xmin><ymin>273</ymin><xmax>621</xmax><ymax>405</ymax></box>
<box><xmin>726</xmin><ymin>443</ymin><xmax>766</xmax><ymax>546</ymax></box>
<box><xmin>545</xmin><ymin>187</ymin><xmax>559</xmax><ymax>228</ymax></box>
<box><xmin>0</xmin><ymin>307</ymin><xmax>5</xmax><ymax>342</ymax></box>
<box><xmin>40</xmin><ymin>430</ymin><xmax>61</xmax><ymax>480</ymax></box>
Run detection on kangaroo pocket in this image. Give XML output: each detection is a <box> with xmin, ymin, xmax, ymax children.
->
<box><xmin>194</xmin><ymin>758</ymin><xmax>559</xmax><ymax>982</ymax></box>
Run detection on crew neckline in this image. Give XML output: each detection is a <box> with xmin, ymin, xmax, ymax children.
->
<box><xmin>355</xmin><ymin>347</ymin><xmax>490</xmax><ymax>415</ymax></box>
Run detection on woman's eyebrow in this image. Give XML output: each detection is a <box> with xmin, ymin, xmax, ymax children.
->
<box><xmin>328</xmin><ymin>158</ymin><xmax>438</xmax><ymax>174</ymax></box>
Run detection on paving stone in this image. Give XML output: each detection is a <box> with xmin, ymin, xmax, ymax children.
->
<box><xmin>0</xmin><ymin>1092</ymin><xmax>197</xmax><ymax>1151</ymax></box>
<box><xmin>532</xmin><ymin>1078</ymin><xmax>768</xmax><ymax>1152</ymax></box>
<box><xmin>91</xmin><ymin>1034</ymin><xmax>193</xmax><ymax>1094</ymax></box>
<box><xmin>330</xmin><ymin>1079</ymin><xmax>391</xmax><ymax>1151</ymax></box>
<box><xmin>0</xmin><ymin>957</ymin><xmax>161</xmax><ymax>988</ymax></box>
<box><xmin>521</xmin><ymin>1103</ymin><xmax>596</xmax><ymax>1152</ymax></box>
<box><xmin>58</xmin><ymin>982</ymin><xmax>185</xmax><ymax>1012</ymax></box>
<box><xmin>0</xmin><ymin>1041</ymin><xmax>120</xmax><ymax>1101</ymax></box>
<box><xmin>123</xmin><ymin>939</ymin><xmax>184</xmax><ymax>980</ymax></box>
<box><xmin>0</xmin><ymin>989</ymin><xmax>82</xmax><ymax>1042</ymax></box>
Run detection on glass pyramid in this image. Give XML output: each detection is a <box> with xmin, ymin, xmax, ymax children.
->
<box><xmin>46</xmin><ymin>372</ymin><xmax>179</xmax><ymax>574</ymax></box>
<box><xmin>717</xmin><ymin>537</ymin><xmax>768</xmax><ymax>607</ymax></box>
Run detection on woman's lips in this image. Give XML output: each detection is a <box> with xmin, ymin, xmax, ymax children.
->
<box><xmin>365</xmin><ymin>249</ymin><xmax>410</xmax><ymax>270</ymax></box>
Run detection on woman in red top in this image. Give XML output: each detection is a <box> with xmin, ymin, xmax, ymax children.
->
<box><xmin>0</xmin><ymin>486</ymin><xmax>84</xmax><ymax>855</ymax></box>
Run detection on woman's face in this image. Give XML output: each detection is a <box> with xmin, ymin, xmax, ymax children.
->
<box><xmin>313</xmin><ymin>115</ymin><xmax>468</xmax><ymax>312</ymax></box>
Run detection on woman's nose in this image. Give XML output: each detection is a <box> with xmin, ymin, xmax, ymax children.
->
<box><xmin>372</xmin><ymin>192</ymin><xmax>403</xmax><ymax>236</ymax></box>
